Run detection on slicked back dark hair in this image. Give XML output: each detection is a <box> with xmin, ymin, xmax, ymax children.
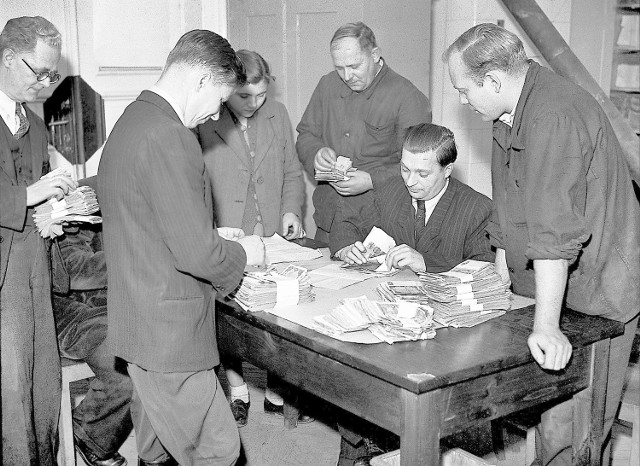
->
<box><xmin>0</xmin><ymin>16</ymin><xmax>61</xmax><ymax>55</ymax></box>
<box><xmin>165</xmin><ymin>29</ymin><xmax>246</xmax><ymax>87</ymax></box>
<box><xmin>403</xmin><ymin>123</ymin><xmax>457</xmax><ymax>167</ymax></box>
<box><xmin>444</xmin><ymin>23</ymin><xmax>528</xmax><ymax>86</ymax></box>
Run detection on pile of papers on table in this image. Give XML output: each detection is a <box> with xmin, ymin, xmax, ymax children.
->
<box><xmin>312</xmin><ymin>295</ymin><xmax>436</xmax><ymax>344</ymax></box>
<box><xmin>33</xmin><ymin>170</ymin><xmax>101</xmax><ymax>238</ymax></box>
<box><xmin>314</xmin><ymin>155</ymin><xmax>355</xmax><ymax>182</ymax></box>
<box><xmin>377</xmin><ymin>260</ymin><xmax>511</xmax><ymax>328</ymax></box>
<box><xmin>232</xmin><ymin>264</ymin><xmax>315</xmax><ymax>312</ymax></box>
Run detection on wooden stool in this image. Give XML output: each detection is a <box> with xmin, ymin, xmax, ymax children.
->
<box><xmin>58</xmin><ymin>358</ymin><xmax>95</xmax><ymax>466</ymax></box>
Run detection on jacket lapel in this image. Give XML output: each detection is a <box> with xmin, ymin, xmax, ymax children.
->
<box><xmin>215</xmin><ymin>108</ymin><xmax>251</xmax><ymax>169</ymax></box>
<box><xmin>416</xmin><ymin>178</ymin><xmax>457</xmax><ymax>251</ymax></box>
<box><xmin>0</xmin><ymin>119</ymin><xmax>17</xmax><ymax>181</ymax></box>
<box><xmin>252</xmin><ymin>108</ymin><xmax>275</xmax><ymax>170</ymax></box>
<box><xmin>25</xmin><ymin>106</ymin><xmax>44</xmax><ymax>182</ymax></box>
<box><xmin>391</xmin><ymin>187</ymin><xmax>417</xmax><ymax>248</ymax></box>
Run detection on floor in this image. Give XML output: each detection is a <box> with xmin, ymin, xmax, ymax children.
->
<box><xmin>72</xmin><ymin>363</ymin><xmax>635</xmax><ymax>466</ymax></box>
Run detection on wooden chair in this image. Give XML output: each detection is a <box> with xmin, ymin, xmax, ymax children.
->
<box><xmin>58</xmin><ymin>358</ymin><xmax>95</xmax><ymax>466</ymax></box>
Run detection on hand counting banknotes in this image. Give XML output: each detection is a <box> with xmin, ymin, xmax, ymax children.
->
<box><xmin>33</xmin><ymin>169</ymin><xmax>101</xmax><ymax>238</ymax></box>
<box><xmin>314</xmin><ymin>155</ymin><xmax>356</xmax><ymax>182</ymax></box>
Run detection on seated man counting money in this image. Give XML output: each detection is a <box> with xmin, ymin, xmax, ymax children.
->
<box><xmin>331</xmin><ymin>123</ymin><xmax>494</xmax><ymax>274</ymax></box>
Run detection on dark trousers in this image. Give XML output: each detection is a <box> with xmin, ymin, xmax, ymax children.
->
<box><xmin>1</xmin><ymin>230</ymin><xmax>61</xmax><ymax>465</ymax></box>
<box><xmin>535</xmin><ymin>314</ymin><xmax>639</xmax><ymax>466</ymax></box>
<box><xmin>55</xmin><ymin>295</ymin><xmax>133</xmax><ymax>458</ymax></box>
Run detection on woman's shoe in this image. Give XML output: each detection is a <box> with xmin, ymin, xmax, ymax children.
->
<box><xmin>230</xmin><ymin>399</ymin><xmax>250</xmax><ymax>427</ymax></box>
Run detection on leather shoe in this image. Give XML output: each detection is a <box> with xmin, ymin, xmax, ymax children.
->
<box><xmin>138</xmin><ymin>457</ymin><xmax>178</xmax><ymax>466</ymax></box>
<box><xmin>230</xmin><ymin>398</ymin><xmax>249</xmax><ymax>427</ymax></box>
<box><xmin>353</xmin><ymin>437</ymin><xmax>385</xmax><ymax>466</ymax></box>
<box><xmin>263</xmin><ymin>397</ymin><xmax>314</xmax><ymax>423</ymax></box>
<box><xmin>74</xmin><ymin>434</ymin><xmax>127</xmax><ymax>466</ymax></box>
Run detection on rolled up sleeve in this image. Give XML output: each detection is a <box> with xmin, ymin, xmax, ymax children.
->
<box><xmin>523</xmin><ymin>114</ymin><xmax>590</xmax><ymax>263</ymax></box>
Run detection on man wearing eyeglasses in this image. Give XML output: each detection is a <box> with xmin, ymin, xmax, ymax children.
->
<box><xmin>0</xmin><ymin>16</ymin><xmax>76</xmax><ymax>465</ymax></box>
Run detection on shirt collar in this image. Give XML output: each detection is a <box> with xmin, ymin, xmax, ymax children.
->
<box><xmin>498</xmin><ymin>104</ymin><xmax>517</xmax><ymax>127</ymax></box>
<box><xmin>0</xmin><ymin>89</ymin><xmax>21</xmax><ymax>133</ymax></box>
<box><xmin>148</xmin><ymin>85</ymin><xmax>186</xmax><ymax>126</ymax></box>
<box><xmin>412</xmin><ymin>178</ymin><xmax>449</xmax><ymax>211</ymax></box>
<box><xmin>339</xmin><ymin>58</ymin><xmax>388</xmax><ymax>99</ymax></box>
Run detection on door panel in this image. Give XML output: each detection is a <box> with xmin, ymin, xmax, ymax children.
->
<box><xmin>228</xmin><ymin>0</ymin><xmax>431</xmax><ymax>236</ymax></box>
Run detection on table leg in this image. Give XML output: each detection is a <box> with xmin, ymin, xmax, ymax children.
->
<box><xmin>401</xmin><ymin>390</ymin><xmax>440</xmax><ymax>466</ymax></box>
<box><xmin>573</xmin><ymin>338</ymin><xmax>611</xmax><ymax>466</ymax></box>
<box><xmin>283</xmin><ymin>400</ymin><xmax>299</xmax><ymax>429</ymax></box>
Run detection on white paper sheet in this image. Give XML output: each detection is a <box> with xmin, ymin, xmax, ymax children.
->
<box><xmin>263</xmin><ymin>234</ymin><xmax>323</xmax><ymax>264</ymax></box>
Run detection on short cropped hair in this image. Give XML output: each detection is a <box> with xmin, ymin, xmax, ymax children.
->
<box><xmin>236</xmin><ymin>49</ymin><xmax>273</xmax><ymax>85</ymax></box>
<box><xmin>165</xmin><ymin>30</ymin><xmax>246</xmax><ymax>87</ymax></box>
<box><xmin>403</xmin><ymin>123</ymin><xmax>457</xmax><ymax>167</ymax></box>
<box><xmin>444</xmin><ymin>23</ymin><xmax>528</xmax><ymax>85</ymax></box>
<box><xmin>330</xmin><ymin>22</ymin><xmax>377</xmax><ymax>52</ymax></box>
<box><xmin>0</xmin><ymin>16</ymin><xmax>61</xmax><ymax>55</ymax></box>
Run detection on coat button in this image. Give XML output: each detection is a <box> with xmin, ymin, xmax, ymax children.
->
<box><xmin>257</xmin><ymin>177</ymin><xmax>264</xmax><ymax>184</ymax></box>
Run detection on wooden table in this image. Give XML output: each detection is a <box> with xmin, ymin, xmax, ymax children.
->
<box><xmin>217</xmin><ymin>288</ymin><xmax>623</xmax><ymax>465</ymax></box>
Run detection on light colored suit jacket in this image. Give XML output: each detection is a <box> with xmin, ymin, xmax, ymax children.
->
<box><xmin>330</xmin><ymin>176</ymin><xmax>495</xmax><ymax>273</ymax></box>
<box><xmin>0</xmin><ymin>107</ymin><xmax>49</xmax><ymax>288</ymax></box>
<box><xmin>97</xmin><ymin>91</ymin><xmax>247</xmax><ymax>373</ymax></box>
<box><xmin>196</xmin><ymin>99</ymin><xmax>305</xmax><ymax>236</ymax></box>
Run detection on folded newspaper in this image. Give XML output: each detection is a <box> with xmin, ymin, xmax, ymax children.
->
<box><xmin>33</xmin><ymin>169</ymin><xmax>101</xmax><ymax>238</ymax></box>
<box><xmin>376</xmin><ymin>260</ymin><xmax>512</xmax><ymax>328</ymax></box>
<box><xmin>314</xmin><ymin>155</ymin><xmax>355</xmax><ymax>182</ymax></box>
<box><xmin>312</xmin><ymin>295</ymin><xmax>436</xmax><ymax>344</ymax></box>
<box><xmin>232</xmin><ymin>264</ymin><xmax>315</xmax><ymax>312</ymax></box>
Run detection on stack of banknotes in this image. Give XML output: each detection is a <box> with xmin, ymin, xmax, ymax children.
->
<box><xmin>33</xmin><ymin>172</ymin><xmax>101</xmax><ymax>238</ymax></box>
<box><xmin>232</xmin><ymin>264</ymin><xmax>315</xmax><ymax>312</ymax></box>
<box><xmin>312</xmin><ymin>295</ymin><xmax>436</xmax><ymax>344</ymax></box>
<box><xmin>314</xmin><ymin>155</ymin><xmax>355</xmax><ymax>182</ymax></box>
<box><xmin>377</xmin><ymin>260</ymin><xmax>511</xmax><ymax>328</ymax></box>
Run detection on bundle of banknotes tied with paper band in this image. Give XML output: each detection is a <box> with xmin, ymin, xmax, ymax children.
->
<box><xmin>33</xmin><ymin>169</ymin><xmax>101</xmax><ymax>239</ymax></box>
<box><xmin>314</xmin><ymin>155</ymin><xmax>355</xmax><ymax>182</ymax></box>
<box><xmin>377</xmin><ymin>260</ymin><xmax>512</xmax><ymax>328</ymax></box>
<box><xmin>232</xmin><ymin>264</ymin><xmax>315</xmax><ymax>312</ymax></box>
<box><xmin>312</xmin><ymin>295</ymin><xmax>436</xmax><ymax>344</ymax></box>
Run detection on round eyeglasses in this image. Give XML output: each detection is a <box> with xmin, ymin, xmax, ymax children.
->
<box><xmin>22</xmin><ymin>58</ymin><xmax>61</xmax><ymax>84</ymax></box>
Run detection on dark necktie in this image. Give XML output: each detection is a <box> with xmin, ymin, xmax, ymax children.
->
<box><xmin>14</xmin><ymin>102</ymin><xmax>30</xmax><ymax>139</ymax></box>
<box><xmin>415</xmin><ymin>200</ymin><xmax>426</xmax><ymax>241</ymax></box>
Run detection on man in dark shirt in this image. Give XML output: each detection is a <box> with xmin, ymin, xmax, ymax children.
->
<box><xmin>446</xmin><ymin>23</ymin><xmax>640</xmax><ymax>465</ymax></box>
<box><xmin>296</xmin><ymin>21</ymin><xmax>431</xmax><ymax>243</ymax></box>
